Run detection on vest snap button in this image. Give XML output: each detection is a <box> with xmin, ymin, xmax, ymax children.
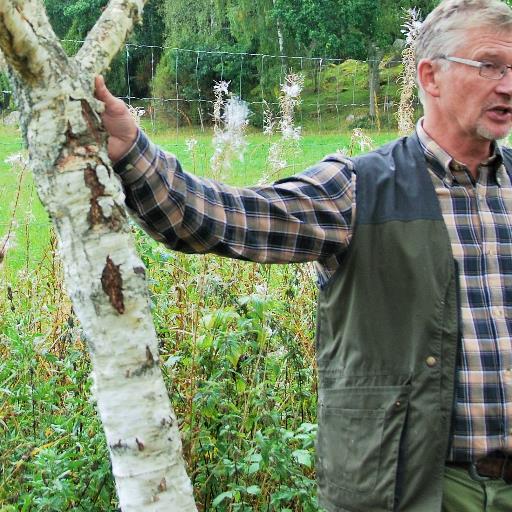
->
<box><xmin>395</xmin><ymin>401</ymin><xmax>401</xmax><ymax>408</ymax></box>
<box><xmin>426</xmin><ymin>356</ymin><xmax>437</xmax><ymax>368</ymax></box>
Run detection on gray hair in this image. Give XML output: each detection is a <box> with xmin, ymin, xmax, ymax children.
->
<box><xmin>416</xmin><ymin>0</ymin><xmax>512</xmax><ymax>63</ymax></box>
<box><xmin>415</xmin><ymin>0</ymin><xmax>512</xmax><ymax>103</ymax></box>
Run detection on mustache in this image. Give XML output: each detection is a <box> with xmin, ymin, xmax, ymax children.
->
<box><xmin>484</xmin><ymin>102</ymin><xmax>512</xmax><ymax>113</ymax></box>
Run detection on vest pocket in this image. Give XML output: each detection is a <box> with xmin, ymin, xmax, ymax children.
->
<box><xmin>316</xmin><ymin>384</ymin><xmax>410</xmax><ymax>510</ymax></box>
<box><xmin>319</xmin><ymin>405</ymin><xmax>384</xmax><ymax>491</ymax></box>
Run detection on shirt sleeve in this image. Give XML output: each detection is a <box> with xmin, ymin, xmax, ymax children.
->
<box><xmin>113</xmin><ymin>130</ymin><xmax>354</xmax><ymax>264</ymax></box>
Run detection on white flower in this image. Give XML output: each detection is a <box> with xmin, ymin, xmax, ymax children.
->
<box><xmin>401</xmin><ymin>8</ymin><xmax>423</xmax><ymax>46</ymax></box>
<box><xmin>186</xmin><ymin>138</ymin><xmax>198</xmax><ymax>152</ymax></box>
<box><xmin>351</xmin><ymin>128</ymin><xmax>374</xmax><ymax>153</ymax></box>
<box><xmin>213</xmin><ymin>80</ymin><xmax>231</xmax><ymax>96</ymax></box>
<box><xmin>33</xmin><ymin>335</ymin><xmax>48</xmax><ymax>356</ymax></box>
<box><xmin>282</xmin><ymin>125</ymin><xmax>302</xmax><ymax>141</ymax></box>
<box><xmin>211</xmin><ymin>94</ymin><xmax>250</xmax><ymax>176</ymax></box>
<box><xmin>268</xmin><ymin>143</ymin><xmax>287</xmax><ymax>171</ymax></box>
<box><xmin>4</xmin><ymin>152</ymin><xmax>27</xmax><ymax>167</ymax></box>
<box><xmin>127</xmin><ymin>105</ymin><xmax>145</xmax><ymax>125</ymax></box>
<box><xmin>255</xmin><ymin>283</ymin><xmax>269</xmax><ymax>296</ymax></box>
<box><xmin>281</xmin><ymin>83</ymin><xmax>302</xmax><ymax>99</ymax></box>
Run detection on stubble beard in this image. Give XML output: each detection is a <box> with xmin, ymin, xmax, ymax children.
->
<box><xmin>476</xmin><ymin>121</ymin><xmax>512</xmax><ymax>143</ymax></box>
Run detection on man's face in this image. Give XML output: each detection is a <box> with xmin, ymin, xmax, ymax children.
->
<box><xmin>436</xmin><ymin>29</ymin><xmax>512</xmax><ymax>144</ymax></box>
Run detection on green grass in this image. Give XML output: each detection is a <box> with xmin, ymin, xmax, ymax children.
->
<box><xmin>1</xmin><ymin>125</ymin><xmax>397</xmax><ymax>278</ymax></box>
<box><xmin>297</xmin><ymin>59</ymin><xmax>403</xmax><ymax>132</ymax></box>
<box><xmin>0</xmin><ymin>125</ymin><xmax>51</xmax><ymax>280</ymax></box>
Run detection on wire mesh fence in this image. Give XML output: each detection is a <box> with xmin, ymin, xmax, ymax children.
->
<box><xmin>1</xmin><ymin>41</ymin><xmax>409</xmax><ymax>269</ymax></box>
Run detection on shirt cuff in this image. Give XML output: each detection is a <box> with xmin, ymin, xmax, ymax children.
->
<box><xmin>113</xmin><ymin>129</ymin><xmax>157</xmax><ymax>185</ymax></box>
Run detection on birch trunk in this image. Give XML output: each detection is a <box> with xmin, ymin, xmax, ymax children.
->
<box><xmin>272</xmin><ymin>0</ymin><xmax>285</xmax><ymax>55</ymax></box>
<box><xmin>0</xmin><ymin>1</ymin><xmax>197</xmax><ymax>510</ymax></box>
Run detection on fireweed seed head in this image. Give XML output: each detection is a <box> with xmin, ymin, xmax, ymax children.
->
<box><xmin>211</xmin><ymin>92</ymin><xmax>250</xmax><ymax>176</ymax></box>
<box><xmin>127</xmin><ymin>105</ymin><xmax>145</xmax><ymax>125</ymax></box>
<box><xmin>401</xmin><ymin>7</ymin><xmax>423</xmax><ymax>47</ymax></box>
<box><xmin>224</xmin><ymin>97</ymin><xmax>250</xmax><ymax>132</ymax></box>
<box><xmin>398</xmin><ymin>7</ymin><xmax>423</xmax><ymax>133</ymax></box>
<box><xmin>213</xmin><ymin>80</ymin><xmax>230</xmax><ymax>96</ymax></box>
<box><xmin>4</xmin><ymin>152</ymin><xmax>27</xmax><ymax>167</ymax></box>
<box><xmin>185</xmin><ymin>138</ymin><xmax>198</xmax><ymax>152</ymax></box>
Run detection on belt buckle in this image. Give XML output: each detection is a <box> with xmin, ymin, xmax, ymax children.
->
<box><xmin>469</xmin><ymin>462</ymin><xmax>491</xmax><ymax>482</ymax></box>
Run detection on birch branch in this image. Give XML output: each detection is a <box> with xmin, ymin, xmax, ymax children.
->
<box><xmin>0</xmin><ymin>1</ymin><xmax>198</xmax><ymax>509</ymax></box>
<box><xmin>0</xmin><ymin>0</ymin><xmax>61</xmax><ymax>82</ymax></box>
<box><xmin>75</xmin><ymin>0</ymin><xmax>147</xmax><ymax>76</ymax></box>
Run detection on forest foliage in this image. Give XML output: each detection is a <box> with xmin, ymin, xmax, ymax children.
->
<box><xmin>26</xmin><ymin>0</ymin><xmax>439</xmax><ymax>122</ymax></box>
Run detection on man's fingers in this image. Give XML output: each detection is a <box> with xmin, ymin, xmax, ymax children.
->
<box><xmin>94</xmin><ymin>75</ymin><xmax>109</xmax><ymax>102</ymax></box>
<box><xmin>95</xmin><ymin>75</ymin><xmax>122</xmax><ymax>109</ymax></box>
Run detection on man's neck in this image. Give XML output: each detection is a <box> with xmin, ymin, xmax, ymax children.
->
<box><xmin>421</xmin><ymin>120</ymin><xmax>493</xmax><ymax>180</ymax></box>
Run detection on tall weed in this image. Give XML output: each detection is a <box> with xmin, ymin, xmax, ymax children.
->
<box><xmin>1</xmin><ymin>224</ymin><xmax>321</xmax><ymax>511</ymax></box>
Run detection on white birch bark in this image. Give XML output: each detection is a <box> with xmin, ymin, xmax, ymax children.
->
<box><xmin>0</xmin><ymin>1</ymin><xmax>197</xmax><ymax>510</ymax></box>
<box><xmin>271</xmin><ymin>0</ymin><xmax>285</xmax><ymax>55</ymax></box>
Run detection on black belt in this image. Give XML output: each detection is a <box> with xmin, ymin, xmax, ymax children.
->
<box><xmin>447</xmin><ymin>454</ymin><xmax>512</xmax><ymax>484</ymax></box>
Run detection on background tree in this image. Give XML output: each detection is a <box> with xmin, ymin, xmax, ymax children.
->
<box><xmin>153</xmin><ymin>0</ymin><xmax>288</xmax><ymax>126</ymax></box>
<box><xmin>0</xmin><ymin>0</ymin><xmax>196</xmax><ymax>509</ymax></box>
<box><xmin>273</xmin><ymin>0</ymin><xmax>438</xmax><ymax>118</ymax></box>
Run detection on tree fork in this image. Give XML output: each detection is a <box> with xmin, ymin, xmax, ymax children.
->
<box><xmin>0</xmin><ymin>0</ymin><xmax>197</xmax><ymax>510</ymax></box>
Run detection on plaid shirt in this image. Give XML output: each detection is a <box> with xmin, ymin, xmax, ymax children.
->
<box><xmin>115</xmin><ymin>123</ymin><xmax>512</xmax><ymax>461</ymax></box>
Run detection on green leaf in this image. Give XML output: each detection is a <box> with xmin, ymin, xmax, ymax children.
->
<box><xmin>248</xmin><ymin>462</ymin><xmax>260</xmax><ymax>474</ymax></box>
<box><xmin>292</xmin><ymin>449</ymin><xmax>312</xmax><ymax>467</ymax></box>
<box><xmin>212</xmin><ymin>490</ymin><xmax>234</xmax><ymax>507</ymax></box>
<box><xmin>245</xmin><ymin>485</ymin><xmax>261</xmax><ymax>495</ymax></box>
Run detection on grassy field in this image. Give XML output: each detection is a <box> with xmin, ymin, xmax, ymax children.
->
<box><xmin>0</xmin><ymin>121</ymin><xmax>399</xmax><ymax>511</ymax></box>
<box><xmin>0</xmin><ymin>126</ymin><xmax>51</xmax><ymax>280</ymax></box>
<box><xmin>0</xmin><ymin>122</ymin><xmax>397</xmax><ymax>277</ymax></box>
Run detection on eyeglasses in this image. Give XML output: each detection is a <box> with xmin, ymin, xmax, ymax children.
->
<box><xmin>439</xmin><ymin>56</ymin><xmax>512</xmax><ymax>80</ymax></box>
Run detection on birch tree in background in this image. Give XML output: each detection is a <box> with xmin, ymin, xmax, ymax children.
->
<box><xmin>0</xmin><ymin>1</ymin><xmax>197</xmax><ymax>510</ymax></box>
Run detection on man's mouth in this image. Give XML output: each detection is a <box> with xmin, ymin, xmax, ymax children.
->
<box><xmin>487</xmin><ymin>105</ymin><xmax>512</xmax><ymax>120</ymax></box>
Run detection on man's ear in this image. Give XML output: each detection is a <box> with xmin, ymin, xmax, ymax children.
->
<box><xmin>417</xmin><ymin>59</ymin><xmax>441</xmax><ymax>98</ymax></box>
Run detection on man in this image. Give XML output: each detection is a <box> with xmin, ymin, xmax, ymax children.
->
<box><xmin>95</xmin><ymin>0</ymin><xmax>512</xmax><ymax>509</ymax></box>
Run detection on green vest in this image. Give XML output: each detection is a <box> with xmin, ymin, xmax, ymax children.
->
<box><xmin>315</xmin><ymin>135</ymin><xmax>460</xmax><ymax>511</ymax></box>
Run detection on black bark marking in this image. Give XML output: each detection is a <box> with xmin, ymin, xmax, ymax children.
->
<box><xmin>68</xmin><ymin>108</ymin><xmax>123</xmax><ymax>232</ymax></box>
<box><xmin>81</xmin><ymin>100</ymin><xmax>103</xmax><ymax>146</ymax></box>
<box><xmin>157</xmin><ymin>478</ymin><xmax>167</xmax><ymax>493</ymax></box>
<box><xmin>135</xmin><ymin>438</ymin><xmax>145</xmax><ymax>451</ymax></box>
<box><xmin>160</xmin><ymin>416</ymin><xmax>174</xmax><ymax>428</ymax></box>
<box><xmin>101</xmin><ymin>256</ymin><xmax>125</xmax><ymax>314</ymax></box>
<box><xmin>133</xmin><ymin>266</ymin><xmax>145</xmax><ymax>276</ymax></box>
<box><xmin>110</xmin><ymin>439</ymin><xmax>128</xmax><ymax>452</ymax></box>
<box><xmin>127</xmin><ymin>346</ymin><xmax>158</xmax><ymax>378</ymax></box>
<box><xmin>84</xmin><ymin>166</ymin><xmax>106</xmax><ymax>227</ymax></box>
<box><xmin>0</xmin><ymin>13</ymin><xmax>39</xmax><ymax>84</ymax></box>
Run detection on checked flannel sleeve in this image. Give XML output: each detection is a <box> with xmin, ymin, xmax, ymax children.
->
<box><xmin>113</xmin><ymin>130</ymin><xmax>355</xmax><ymax>272</ymax></box>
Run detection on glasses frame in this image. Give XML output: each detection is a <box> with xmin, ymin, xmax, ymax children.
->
<box><xmin>439</xmin><ymin>55</ymin><xmax>512</xmax><ymax>80</ymax></box>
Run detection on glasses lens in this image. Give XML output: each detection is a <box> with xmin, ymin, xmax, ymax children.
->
<box><xmin>480</xmin><ymin>64</ymin><xmax>505</xmax><ymax>79</ymax></box>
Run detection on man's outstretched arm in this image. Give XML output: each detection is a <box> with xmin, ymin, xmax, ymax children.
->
<box><xmin>95</xmin><ymin>76</ymin><xmax>355</xmax><ymax>266</ymax></box>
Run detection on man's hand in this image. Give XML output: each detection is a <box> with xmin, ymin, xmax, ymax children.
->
<box><xmin>95</xmin><ymin>75</ymin><xmax>138</xmax><ymax>163</ymax></box>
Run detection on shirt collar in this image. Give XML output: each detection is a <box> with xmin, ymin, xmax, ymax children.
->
<box><xmin>415</xmin><ymin>118</ymin><xmax>505</xmax><ymax>185</ymax></box>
